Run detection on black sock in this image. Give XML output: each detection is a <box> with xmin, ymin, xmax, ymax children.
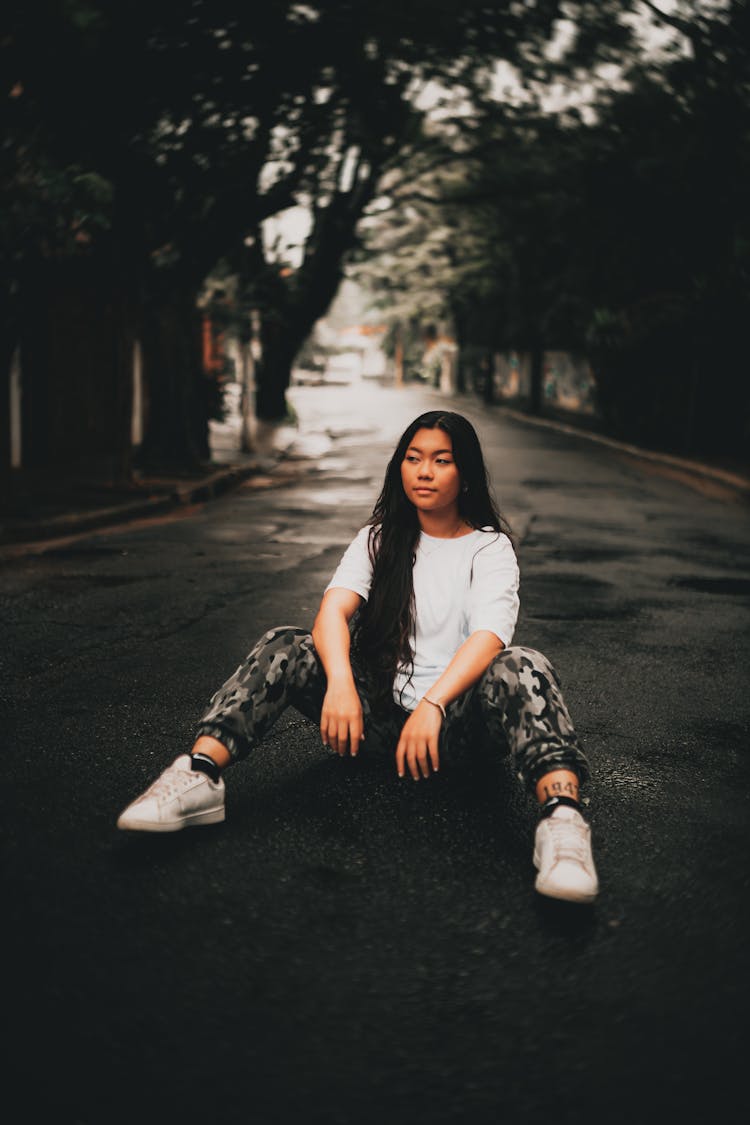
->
<box><xmin>191</xmin><ymin>753</ymin><xmax>222</xmax><ymax>784</ymax></box>
<box><xmin>539</xmin><ymin>795</ymin><xmax>582</xmax><ymax>819</ymax></box>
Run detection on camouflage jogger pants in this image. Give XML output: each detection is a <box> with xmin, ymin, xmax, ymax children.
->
<box><xmin>195</xmin><ymin>626</ymin><xmax>590</xmax><ymax>792</ymax></box>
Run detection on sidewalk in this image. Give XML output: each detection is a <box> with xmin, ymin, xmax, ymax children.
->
<box><xmin>2</xmin><ymin>401</ymin><xmax>748</xmax><ymax>562</ymax></box>
<box><xmin>0</xmin><ymin>459</ymin><xmax>265</xmax><ymax>552</ymax></box>
<box><xmin>495</xmin><ymin>403</ymin><xmax>750</xmax><ymax>500</ymax></box>
<box><xmin>0</xmin><ymin>416</ymin><xmax>304</xmax><ymax>561</ymax></box>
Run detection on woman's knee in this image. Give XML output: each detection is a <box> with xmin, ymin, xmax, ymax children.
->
<box><xmin>206</xmin><ymin>626</ymin><xmax>319</xmax><ymax>725</ymax></box>
<box><xmin>255</xmin><ymin>624</ymin><xmax>311</xmax><ymax>650</ymax></box>
<box><xmin>244</xmin><ymin>625</ymin><xmax>312</xmax><ymax>663</ymax></box>
<box><xmin>225</xmin><ymin>626</ymin><xmax>315</xmax><ymax>693</ymax></box>
<box><xmin>486</xmin><ymin>645</ymin><xmax>559</xmax><ymax>683</ymax></box>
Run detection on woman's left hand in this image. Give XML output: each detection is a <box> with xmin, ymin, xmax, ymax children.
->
<box><xmin>395</xmin><ymin>701</ymin><xmax>443</xmax><ymax>780</ymax></box>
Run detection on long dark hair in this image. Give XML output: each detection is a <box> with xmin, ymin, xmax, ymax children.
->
<box><xmin>352</xmin><ymin>411</ymin><xmax>512</xmax><ymax>710</ymax></box>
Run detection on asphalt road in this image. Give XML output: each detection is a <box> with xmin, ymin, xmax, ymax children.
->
<box><xmin>3</xmin><ymin>381</ymin><xmax>749</xmax><ymax>1125</ymax></box>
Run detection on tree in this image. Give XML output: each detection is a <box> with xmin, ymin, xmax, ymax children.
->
<box><xmin>579</xmin><ymin>0</ymin><xmax>750</xmax><ymax>454</ymax></box>
<box><xmin>4</xmin><ymin>0</ymin><xmax>672</xmax><ymax>480</ymax></box>
<box><xmin>3</xmin><ymin>1</ymin><xmax>346</xmax><ymax>473</ymax></box>
<box><xmin>211</xmin><ymin>0</ymin><xmax>635</xmax><ymax>421</ymax></box>
<box><xmin>353</xmin><ymin>1</ymin><xmax>750</xmax><ymax>456</ymax></box>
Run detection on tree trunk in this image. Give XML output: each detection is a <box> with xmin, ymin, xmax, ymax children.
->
<box><xmin>111</xmin><ymin>286</ymin><xmax>137</xmax><ymax>483</ymax></box>
<box><xmin>392</xmin><ymin>323</ymin><xmax>403</xmax><ymax>387</ymax></box>
<box><xmin>254</xmin><ymin>337</ymin><xmax>298</xmax><ymax>422</ymax></box>
<box><xmin>251</xmin><ymin>160</ymin><xmax>381</xmax><ymax>421</ymax></box>
<box><xmin>481</xmin><ymin>349</ymin><xmax>495</xmax><ymax>404</ymax></box>
<box><xmin>238</xmin><ymin>339</ymin><xmax>256</xmax><ymax>453</ymax></box>
<box><xmin>19</xmin><ymin>258</ymin><xmax>135</xmax><ymax>482</ymax></box>
<box><xmin>139</xmin><ymin>285</ymin><xmax>210</xmax><ymax>470</ymax></box>
<box><xmin>254</xmin><ymin>299</ymin><xmax>310</xmax><ymax>422</ymax></box>
<box><xmin>529</xmin><ymin>343</ymin><xmax>544</xmax><ymax>415</ymax></box>
<box><xmin>0</xmin><ymin>298</ymin><xmax>19</xmax><ymax>502</ymax></box>
<box><xmin>451</xmin><ymin>306</ymin><xmax>467</xmax><ymax>395</ymax></box>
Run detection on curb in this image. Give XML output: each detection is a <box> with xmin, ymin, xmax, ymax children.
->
<box><xmin>3</xmin><ymin>404</ymin><xmax>747</xmax><ymax>564</ymax></box>
<box><xmin>0</xmin><ymin>460</ymin><xmax>267</xmax><ymax>561</ymax></box>
<box><xmin>494</xmin><ymin>404</ymin><xmax>750</xmax><ymax>496</ymax></box>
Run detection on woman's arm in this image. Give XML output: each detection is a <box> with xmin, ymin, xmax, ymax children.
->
<box><xmin>425</xmin><ymin>629</ymin><xmax>504</xmax><ymax>710</ymax></box>
<box><xmin>396</xmin><ymin>630</ymin><xmax>504</xmax><ymax>780</ymax></box>
<box><xmin>312</xmin><ymin>587</ymin><xmax>365</xmax><ymax>757</ymax></box>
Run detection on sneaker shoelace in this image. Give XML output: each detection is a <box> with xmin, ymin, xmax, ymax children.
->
<box><xmin>145</xmin><ymin>767</ymin><xmax>201</xmax><ymax>804</ymax></box>
<box><xmin>546</xmin><ymin>820</ymin><xmax>591</xmax><ymax>866</ymax></box>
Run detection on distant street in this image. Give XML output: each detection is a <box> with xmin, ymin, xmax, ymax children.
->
<box><xmin>4</xmin><ymin>378</ymin><xmax>749</xmax><ymax>1125</ymax></box>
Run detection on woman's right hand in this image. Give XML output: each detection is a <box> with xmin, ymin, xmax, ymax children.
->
<box><xmin>320</xmin><ymin>681</ymin><xmax>364</xmax><ymax>757</ymax></box>
<box><xmin>312</xmin><ymin>588</ymin><xmax>365</xmax><ymax>757</ymax></box>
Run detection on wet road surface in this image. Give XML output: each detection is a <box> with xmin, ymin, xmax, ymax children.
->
<box><xmin>3</xmin><ymin>381</ymin><xmax>749</xmax><ymax>1124</ymax></box>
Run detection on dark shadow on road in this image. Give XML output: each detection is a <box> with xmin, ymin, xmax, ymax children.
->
<box><xmin>111</xmin><ymin>820</ymin><xmax>228</xmax><ymax>869</ymax></box>
<box><xmin>532</xmin><ymin>894</ymin><xmax>598</xmax><ymax>944</ymax></box>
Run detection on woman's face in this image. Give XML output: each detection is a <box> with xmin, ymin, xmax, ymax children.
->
<box><xmin>400</xmin><ymin>427</ymin><xmax>462</xmax><ymax>517</ymax></box>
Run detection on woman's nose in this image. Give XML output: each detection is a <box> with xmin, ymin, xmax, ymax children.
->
<box><xmin>417</xmin><ymin>462</ymin><xmax>434</xmax><ymax>478</ymax></box>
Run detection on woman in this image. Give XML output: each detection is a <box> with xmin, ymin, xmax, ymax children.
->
<box><xmin>117</xmin><ymin>411</ymin><xmax>599</xmax><ymax>904</ymax></box>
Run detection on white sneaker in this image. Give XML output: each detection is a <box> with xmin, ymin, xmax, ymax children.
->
<box><xmin>533</xmin><ymin>805</ymin><xmax>599</xmax><ymax>903</ymax></box>
<box><xmin>117</xmin><ymin>755</ymin><xmax>226</xmax><ymax>833</ymax></box>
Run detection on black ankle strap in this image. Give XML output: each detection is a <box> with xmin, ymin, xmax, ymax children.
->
<box><xmin>539</xmin><ymin>795</ymin><xmax>582</xmax><ymax>819</ymax></box>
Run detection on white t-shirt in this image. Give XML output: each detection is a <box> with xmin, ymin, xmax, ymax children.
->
<box><xmin>325</xmin><ymin>525</ymin><xmax>520</xmax><ymax>711</ymax></box>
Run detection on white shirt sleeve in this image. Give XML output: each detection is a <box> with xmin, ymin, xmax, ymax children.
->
<box><xmin>324</xmin><ymin>526</ymin><xmax>373</xmax><ymax>601</ymax></box>
<box><xmin>466</xmin><ymin>533</ymin><xmax>520</xmax><ymax>647</ymax></box>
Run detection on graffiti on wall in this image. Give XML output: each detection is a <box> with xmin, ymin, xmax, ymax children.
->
<box><xmin>492</xmin><ymin>351</ymin><xmax>597</xmax><ymax>415</ymax></box>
